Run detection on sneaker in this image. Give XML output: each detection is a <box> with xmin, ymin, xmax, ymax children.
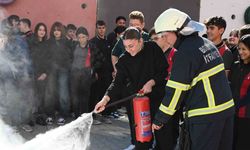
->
<box><xmin>46</xmin><ymin>117</ymin><xmax>53</xmax><ymax>125</ymax></box>
<box><xmin>100</xmin><ymin>116</ymin><xmax>112</xmax><ymax>124</ymax></box>
<box><xmin>92</xmin><ymin>119</ymin><xmax>102</xmax><ymax>125</ymax></box>
<box><xmin>114</xmin><ymin>111</ymin><xmax>126</xmax><ymax>119</ymax></box>
<box><xmin>22</xmin><ymin>124</ymin><xmax>33</xmax><ymax>132</ymax></box>
<box><xmin>123</xmin><ymin>144</ymin><xmax>135</xmax><ymax>150</ymax></box>
<box><xmin>57</xmin><ymin>117</ymin><xmax>65</xmax><ymax>125</ymax></box>
<box><xmin>107</xmin><ymin>112</ymin><xmax>119</xmax><ymax>119</ymax></box>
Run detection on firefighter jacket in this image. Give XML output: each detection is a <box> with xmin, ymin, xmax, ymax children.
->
<box><xmin>154</xmin><ymin>33</ymin><xmax>235</xmax><ymax>125</ymax></box>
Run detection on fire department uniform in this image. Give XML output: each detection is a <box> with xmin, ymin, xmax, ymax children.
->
<box><xmin>153</xmin><ymin>8</ymin><xmax>235</xmax><ymax>150</ymax></box>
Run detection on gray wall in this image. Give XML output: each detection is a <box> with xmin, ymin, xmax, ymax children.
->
<box><xmin>97</xmin><ymin>0</ymin><xmax>201</xmax><ymax>33</ymax></box>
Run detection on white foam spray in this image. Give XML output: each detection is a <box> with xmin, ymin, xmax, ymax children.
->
<box><xmin>0</xmin><ymin>113</ymin><xmax>93</xmax><ymax>150</ymax></box>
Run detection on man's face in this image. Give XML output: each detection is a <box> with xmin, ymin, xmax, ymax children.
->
<box><xmin>129</xmin><ymin>19</ymin><xmax>144</xmax><ymax>31</ymax></box>
<box><xmin>77</xmin><ymin>33</ymin><xmax>88</xmax><ymax>46</ymax></box>
<box><xmin>123</xmin><ymin>38</ymin><xmax>143</xmax><ymax>56</ymax></box>
<box><xmin>116</xmin><ymin>19</ymin><xmax>126</xmax><ymax>27</ymax></box>
<box><xmin>12</xmin><ymin>19</ymin><xmax>19</xmax><ymax>28</ymax></box>
<box><xmin>206</xmin><ymin>25</ymin><xmax>224</xmax><ymax>42</ymax></box>
<box><xmin>97</xmin><ymin>25</ymin><xmax>106</xmax><ymax>37</ymax></box>
<box><xmin>157</xmin><ymin>32</ymin><xmax>177</xmax><ymax>49</ymax></box>
<box><xmin>67</xmin><ymin>29</ymin><xmax>76</xmax><ymax>40</ymax></box>
<box><xmin>150</xmin><ymin>33</ymin><xmax>165</xmax><ymax>50</ymax></box>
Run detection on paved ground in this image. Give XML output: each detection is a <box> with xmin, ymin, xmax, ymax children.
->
<box><xmin>18</xmin><ymin>115</ymin><xmax>131</xmax><ymax>150</ymax></box>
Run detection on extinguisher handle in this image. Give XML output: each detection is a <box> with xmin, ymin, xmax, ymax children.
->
<box><xmin>105</xmin><ymin>93</ymin><xmax>137</xmax><ymax>109</ymax></box>
<box><xmin>136</xmin><ymin>90</ymin><xmax>145</xmax><ymax>97</ymax></box>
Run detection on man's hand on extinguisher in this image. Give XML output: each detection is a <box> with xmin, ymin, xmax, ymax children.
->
<box><xmin>142</xmin><ymin>79</ymin><xmax>155</xmax><ymax>94</ymax></box>
<box><xmin>152</xmin><ymin>123</ymin><xmax>163</xmax><ymax>132</ymax></box>
<box><xmin>94</xmin><ymin>95</ymin><xmax>110</xmax><ymax>113</ymax></box>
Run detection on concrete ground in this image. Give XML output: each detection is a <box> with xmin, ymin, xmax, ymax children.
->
<box><xmin>19</xmin><ymin>116</ymin><xmax>131</xmax><ymax>150</ymax></box>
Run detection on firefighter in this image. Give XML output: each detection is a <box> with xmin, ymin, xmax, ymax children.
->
<box><xmin>152</xmin><ymin>8</ymin><xmax>235</xmax><ymax>150</ymax></box>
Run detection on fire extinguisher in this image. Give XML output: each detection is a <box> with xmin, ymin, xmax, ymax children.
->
<box><xmin>133</xmin><ymin>92</ymin><xmax>152</xmax><ymax>143</ymax></box>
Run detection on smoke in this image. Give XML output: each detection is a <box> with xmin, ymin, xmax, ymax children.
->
<box><xmin>0</xmin><ymin>113</ymin><xmax>93</xmax><ymax>150</ymax></box>
<box><xmin>0</xmin><ymin>9</ymin><xmax>36</xmax><ymax>125</ymax></box>
<box><xmin>0</xmin><ymin>117</ymin><xmax>25</xmax><ymax>150</ymax></box>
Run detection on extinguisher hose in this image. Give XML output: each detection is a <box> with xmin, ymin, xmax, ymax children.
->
<box><xmin>105</xmin><ymin>93</ymin><xmax>137</xmax><ymax>109</ymax></box>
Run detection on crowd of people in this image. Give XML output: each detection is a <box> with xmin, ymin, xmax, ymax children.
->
<box><xmin>94</xmin><ymin>9</ymin><xmax>250</xmax><ymax>150</ymax></box>
<box><xmin>0</xmin><ymin>7</ymin><xmax>250</xmax><ymax>150</ymax></box>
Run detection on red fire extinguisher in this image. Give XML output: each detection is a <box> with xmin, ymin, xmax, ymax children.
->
<box><xmin>133</xmin><ymin>92</ymin><xmax>152</xmax><ymax>142</ymax></box>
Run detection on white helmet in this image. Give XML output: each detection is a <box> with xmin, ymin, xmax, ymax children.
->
<box><xmin>154</xmin><ymin>8</ymin><xmax>205</xmax><ymax>35</ymax></box>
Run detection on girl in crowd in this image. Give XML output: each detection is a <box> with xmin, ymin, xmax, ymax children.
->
<box><xmin>29</xmin><ymin>23</ymin><xmax>49</xmax><ymax>125</ymax></box>
<box><xmin>230</xmin><ymin>34</ymin><xmax>250</xmax><ymax>149</ymax></box>
<box><xmin>46</xmin><ymin>22</ymin><xmax>72</xmax><ymax>125</ymax></box>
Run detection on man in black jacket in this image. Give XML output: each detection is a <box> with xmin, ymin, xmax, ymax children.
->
<box><xmin>90</xmin><ymin>20</ymin><xmax>113</xmax><ymax>124</ymax></box>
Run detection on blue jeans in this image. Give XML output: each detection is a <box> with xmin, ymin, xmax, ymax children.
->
<box><xmin>58</xmin><ymin>71</ymin><xmax>70</xmax><ymax>117</ymax></box>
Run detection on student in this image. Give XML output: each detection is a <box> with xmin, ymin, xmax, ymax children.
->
<box><xmin>71</xmin><ymin>26</ymin><xmax>104</xmax><ymax>118</ymax></box>
<box><xmin>95</xmin><ymin>27</ymin><xmax>168</xmax><ymax>150</ymax></box>
<box><xmin>46</xmin><ymin>22</ymin><xmax>72</xmax><ymax>125</ymax></box>
<box><xmin>107</xmin><ymin>16</ymin><xmax>126</xmax><ymax>49</ymax></box>
<box><xmin>29</xmin><ymin>23</ymin><xmax>49</xmax><ymax>125</ymax></box>
<box><xmin>227</xmin><ymin>29</ymin><xmax>240</xmax><ymax>62</ymax></box>
<box><xmin>229</xmin><ymin>34</ymin><xmax>250</xmax><ymax>150</ymax></box>
<box><xmin>90</xmin><ymin>20</ymin><xmax>113</xmax><ymax>124</ymax></box>
<box><xmin>111</xmin><ymin>11</ymin><xmax>149</xmax><ymax>76</ymax></box>
<box><xmin>205</xmin><ymin>16</ymin><xmax>233</xmax><ymax>77</ymax></box>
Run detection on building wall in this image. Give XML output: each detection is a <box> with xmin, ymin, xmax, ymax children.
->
<box><xmin>200</xmin><ymin>0</ymin><xmax>250</xmax><ymax>38</ymax></box>
<box><xmin>1</xmin><ymin>0</ymin><xmax>97</xmax><ymax>37</ymax></box>
<box><xmin>97</xmin><ymin>0</ymin><xmax>200</xmax><ymax>33</ymax></box>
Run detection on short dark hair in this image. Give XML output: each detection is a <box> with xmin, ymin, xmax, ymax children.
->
<box><xmin>122</xmin><ymin>27</ymin><xmax>141</xmax><ymax>40</ymax></box>
<box><xmin>114</xmin><ymin>26</ymin><xmax>126</xmax><ymax>34</ymax></box>
<box><xmin>66</xmin><ymin>24</ymin><xmax>77</xmax><ymax>31</ymax></box>
<box><xmin>205</xmin><ymin>16</ymin><xmax>226</xmax><ymax>29</ymax></box>
<box><xmin>129</xmin><ymin>11</ymin><xmax>144</xmax><ymax>23</ymax></box>
<box><xmin>96</xmin><ymin>20</ymin><xmax>106</xmax><ymax>28</ymax></box>
<box><xmin>7</xmin><ymin>15</ymin><xmax>19</xmax><ymax>26</ymax></box>
<box><xmin>239</xmin><ymin>34</ymin><xmax>250</xmax><ymax>50</ymax></box>
<box><xmin>34</xmin><ymin>22</ymin><xmax>47</xmax><ymax>41</ymax></box>
<box><xmin>239</xmin><ymin>24</ymin><xmax>250</xmax><ymax>38</ymax></box>
<box><xmin>115</xmin><ymin>16</ymin><xmax>126</xmax><ymax>23</ymax></box>
<box><xmin>20</xmin><ymin>18</ymin><xmax>31</xmax><ymax>28</ymax></box>
<box><xmin>76</xmin><ymin>26</ymin><xmax>89</xmax><ymax>36</ymax></box>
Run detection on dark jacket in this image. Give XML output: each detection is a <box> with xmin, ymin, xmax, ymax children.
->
<box><xmin>90</xmin><ymin>36</ymin><xmax>113</xmax><ymax>74</ymax></box>
<box><xmin>29</xmin><ymin>37</ymin><xmax>49</xmax><ymax>77</ymax></box>
<box><xmin>47</xmin><ymin>38</ymin><xmax>73</xmax><ymax>71</ymax></box>
<box><xmin>106</xmin><ymin>41</ymin><xmax>168</xmax><ymax>113</ymax></box>
<box><xmin>230</xmin><ymin>61</ymin><xmax>250</xmax><ymax>118</ymax></box>
<box><xmin>154</xmin><ymin>33</ymin><xmax>235</xmax><ymax>125</ymax></box>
